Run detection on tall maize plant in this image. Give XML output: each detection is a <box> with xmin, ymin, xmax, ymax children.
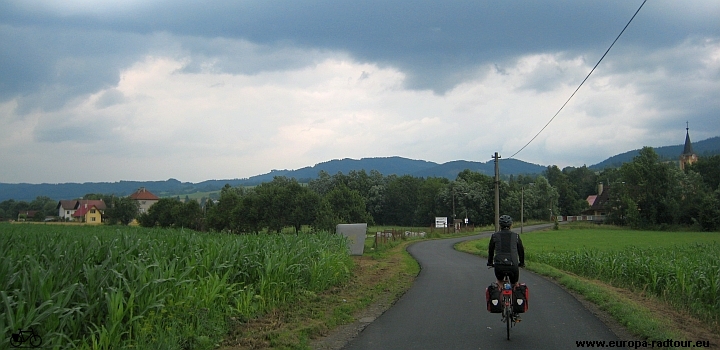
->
<box><xmin>534</xmin><ymin>243</ymin><xmax>720</xmax><ymax>324</ymax></box>
<box><xmin>0</xmin><ymin>224</ymin><xmax>353</xmax><ymax>349</ymax></box>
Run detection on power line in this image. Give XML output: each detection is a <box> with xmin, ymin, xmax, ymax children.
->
<box><xmin>506</xmin><ymin>0</ymin><xmax>648</xmax><ymax>160</ymax></box>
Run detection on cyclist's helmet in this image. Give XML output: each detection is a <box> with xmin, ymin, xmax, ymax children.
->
<box><xmin>499</xmin><ymin>215</ymin><xmax>513</xmax><ymax>229</ymax></box>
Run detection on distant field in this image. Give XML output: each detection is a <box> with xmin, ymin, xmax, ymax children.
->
<box><xmin>158</xmin><ymin>190</ymin><xmax>220</xmax><ymax>200</ymax></box>
<box><xmin>184</xmin><ymin>190</ymin><xmax>220</xmax><ymax>200</ymax></box>
<box><xmin>522</xmin><ymin>227</ymin><xmax>720</xmax><ymax>253</ymax></box>
<box><xmin>467</xmin><ymin>224</ymin><xmax>720</xmax><ymax>252</ymax></box>
<box><xmin>164</xmin><ymin>186</ymin><xmax>262</xmax><ymax>200</ymax></box>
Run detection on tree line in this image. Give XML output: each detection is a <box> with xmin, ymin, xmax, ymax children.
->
<box><xmin>599</xmin><ymin>148</ymin><xmax>720</xmax><ymax>231</ymax></box>
<box><xmin>138</xmin><ymin>168</ymin><xmax>563</xmax><ymax>232</ymax></box>
<box><xmin>0</xmin><ymin>196</ymin><xmax>57</xmax><ymax>221</ymax></box>
<box><xmin>541</xmin><ymin>148</ymin><xmax>720</xmax><ymax>231</ymax></box>
<box><xmin>3</xmin><ymin>147</ymin><xmax>718</xmax><ymax>232</ymax></box>
<box><xmin>138</xmin><ymin>148</ymin><xmax>720</xmax><ymax>233</ymax></box>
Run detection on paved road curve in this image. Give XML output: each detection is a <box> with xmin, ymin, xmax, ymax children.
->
<box><xmin>343</xmin><ymin>224</ymin><xmax>622</xmax><ymax>350</ymax></box>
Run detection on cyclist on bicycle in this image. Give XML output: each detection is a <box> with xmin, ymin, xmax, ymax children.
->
<box><xmin>487</xmin><ymin>215</ymin><xmax>525</xmax><ymax>287</ymax></box>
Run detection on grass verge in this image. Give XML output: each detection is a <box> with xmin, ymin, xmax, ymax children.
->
<box><xmin>525</xmin><ymin>261</ymin><xmax>681</xmax><ymax>341</ymax></box>
<box><xmin>220</xmin><ymin>237</ymin><xmax>420</xmax><ymax>349</ymax></box>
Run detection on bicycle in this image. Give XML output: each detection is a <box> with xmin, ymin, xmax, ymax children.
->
<box><xmin>9</xmin><ymin>327</ymin><xmax>42</xmax><ymax>348</ymax></box>
<box><xmin>488</xmin><ymin>266</ymin><xmax>520</xmax><ymax>340</ymax></box>
<box><xmin>499</xmin><ymin>274</ymin><xmax>518</xmax><ymax>340</ymax></box>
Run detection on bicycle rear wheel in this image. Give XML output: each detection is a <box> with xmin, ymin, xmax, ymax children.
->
<box><xmin>504</xmin><ymin>302</ymin><xmax>511</xmax><ymax>340</ymax></box>
<box><xmin>506</xmin><ymin>315</ymin><xmax>510</xmax><ymax>340</ymax></box>
<box><xmin>501</xmin><ymin>276</ymin><xmax>512</xmax><ymax>340</ymax></box>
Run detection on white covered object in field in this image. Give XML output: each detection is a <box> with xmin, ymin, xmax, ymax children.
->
<box><xmin>336</xmin><ymin>223</ymin><xmax>367</xmax><ymax>256</ymax></box>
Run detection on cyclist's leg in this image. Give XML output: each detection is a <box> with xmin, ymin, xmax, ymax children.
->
<box><xmin>509</xmin><ymin>268</ymin><xmax>522</xmax><ymax>322</ymax></box>
<box><xmin>495</xmin><ymin>266</ymin><xmax>515</xmax><ymax>287</ymax></box>
<box><xmin>493</xmin><ymin>267</ymin><xmax>505</xmax><ymax>287</ymax></box>
<box><xmin>508</xmin><ymin>266</ymin><xmax>520</xmax><ymax>285</ymax></box>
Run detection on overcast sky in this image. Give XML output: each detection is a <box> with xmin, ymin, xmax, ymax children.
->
<box><xmin>1</xmin><ymin>0</ymin><xmax>718</xmax><ymax>184</ymax></box>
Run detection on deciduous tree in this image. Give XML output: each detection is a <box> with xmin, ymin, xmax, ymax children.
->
<box><xmin>688</xmin><ymin>155</ymin><xmax>720</xmax><ymax>191</ymax></box>
<box><xmin>325</xmin><ymin>184</ymin><xmax>372</xmax><ymax>225</ymax></box>
<box><xmin>138</xmin><ymin>198</ymin><xmax>180</xmax><ymax>228</ymax></box>
<box><xmin>698</xmin><ymin>188</ymin><xmax>720</xmax><ymax>231</ymax></box>
<box><xmin>106</xmin><ymin>196</ymin><xmax>140</xmax><ymax>225</ymax></box>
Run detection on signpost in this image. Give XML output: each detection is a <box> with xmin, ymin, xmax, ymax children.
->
<box><xmin>435</xmin><ymin>217</ymin><xmax>448</xmax><ymax>228</ymax></box>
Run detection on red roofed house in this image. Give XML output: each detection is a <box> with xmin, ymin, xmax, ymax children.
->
<box><xmin>56</xmin><ymin>199</ymin><xmax>107</xmax><ymax>222</ymax></box>
<box><xmin>129</xmin><ymin>187</ymin><xmax>160</xmax><ymax>214</ymax></box>
<box><xmin>17</xmin><ymin>210</ymin><xmax>39</xmax><ymax>221</ymax></box>
<box><xmin>583</xmin><ymin>182</ymin><xmax>610</xmax><ymax>216</ymax></box>
<box><xmin>73</xmin><ymin>202</ymin><xmax>103</xmax><ymax>224</ymax></box>
<box><xmin>585</xmin><ymin>195</ymin><xmax>597</xmax><ymax>208</ymax></box>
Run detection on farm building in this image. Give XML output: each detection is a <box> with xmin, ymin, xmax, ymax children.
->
<box><xmin>583</xmin><ymin>182</ymin><xmax>610</xmax><ymax>217</ymax></box>
<box><xmin>56</xmin><ymin>199</ymin><xmax>107</xmax><ymax>222</ymax></box>
<box><xmin>129</xmin><ymin>187</ymin><xmax>160</xmax><ymax>213</ymax></box>
<box><xmin>17</xmin><ymin>210</ymin><xmax>39</xmax><ymax>221</ymax></box>
<box><xmin>72</xmin><ymin>203</ymin><xmax>103</xmax><ymax>224</ymax></box>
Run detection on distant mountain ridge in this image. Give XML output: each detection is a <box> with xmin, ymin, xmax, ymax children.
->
<box><xmin>0</xmin><ymin>157</ymin><xmax>546</xmax><ymax>202</ymax></box>
<box><xmin>2</xmin><ymin>136</ymin><xmax>719</xmax><ymax>202</ymax></box>
<box><xmin>589</xmin><ymin>136</ymin><xmax>720</xmax><ymax>169</ymax></box>
<box><xmin>241</xmin><ymin>157</ymin><xmax>440</xmax><ymax>183</ymax></box>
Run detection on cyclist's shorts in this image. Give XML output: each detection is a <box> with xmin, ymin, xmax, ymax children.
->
<box><xmin>494</xmin><ymin>265</ymin><xmax>519</xmax><ymax>284</ymax></box>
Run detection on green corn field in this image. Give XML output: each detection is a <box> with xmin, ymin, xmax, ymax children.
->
<box><xmin>533</xmin><ymin>241</ymin><xmax>720</xmax><ymax>325</ymax></box>
<box><xmin>0</xmin><ymin>224</ymin><xmax>353</xmax><ymax>349</ymax></box>
<box><xmin>466</xmin><ymin>227</ymin><xmax>720</xmax><ymax>327</ymax></box>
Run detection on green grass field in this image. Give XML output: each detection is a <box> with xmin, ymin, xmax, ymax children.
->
<box><xmin>524</xmin><ymin>227</ymin><xmax>720</xmax><ymax>253</ymax></box>
<box><xmin>466</xmin><ymin>223</ymin><xmax>720</xmax><ymax>253</ymax></box>
<box><xmin>0</xmin><ymin>223</ymin><xmax>352</xmax><ymax>349</ymax></box>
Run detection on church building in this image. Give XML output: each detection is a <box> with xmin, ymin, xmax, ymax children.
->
<box><xmin>679</xmin><ymin>122</ymin><xmax>698</xmax><ymax>171</ymax></box>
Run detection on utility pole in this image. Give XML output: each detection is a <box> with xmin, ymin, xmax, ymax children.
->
<box><xmin>452</xmin><ymin>189</ymin><xmax>457</xmax><ymax>233</ymax></box>
<box><xmin>520</xmin><ymin>186</ymin><xmax>524</xmax><ymax>234</ymax></box>
<box><xmin>452</xmin><ymin>189</ymin><xmax>456</xmax><ymax>220</ymax></box>
<box><xmin>493</xmin><ymin>152</ymin><xmax>501</xmax><ymax>232</ymax></box>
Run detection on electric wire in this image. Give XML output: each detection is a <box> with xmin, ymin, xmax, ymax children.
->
<box><xmin>505</xmin><ymin>0</ymin><xmax>648</xmax><ymax>160</ymax></box>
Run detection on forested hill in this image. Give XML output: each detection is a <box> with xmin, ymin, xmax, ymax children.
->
<box><xmin>0</xmin><ymin>179</ymin><xmax>199</xmax><ymax>203</ymax></box>
<box><xmin>411</xmin><ymin>159</ymin><xmax>546</xmax><ymax>178</ymax></box>
<box><xmin>240</xmin><ymin>157</ymin><xmax>439</xmax><ymax>183</ymax></box>
<box><xmin>244</xmin><ymin>157</ymin><xmax>547</xmax><ymax>182</ymax></box>
<box><xmin>3</xmin><ymin>134</ymin><xmax>719</xmax><ymax>202</ymax></box>
<box><xmin>0</xmin><ymin>157</ymin><xmax>546</xmax><ymax>201</ymax></box>
<box><xmin>590</xmin><ymin>136</ymin><xmax>720</xmax><ymax>170</ymax></box>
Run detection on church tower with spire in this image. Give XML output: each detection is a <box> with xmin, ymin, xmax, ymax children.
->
<box><xmin>680</xmin><ymin>122</ymin><xmax>698</xmax><ymax>171</ymax></box>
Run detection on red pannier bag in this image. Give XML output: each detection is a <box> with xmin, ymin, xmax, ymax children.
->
<box><xmin>512</xmin><ymin>283</ymin><xmax>529</xmax><ymax>313</ymax></box>
<box><xmin>485</xmin><ymin>284</ymin><xmax>503</xmax><ymax>313</ymax></box>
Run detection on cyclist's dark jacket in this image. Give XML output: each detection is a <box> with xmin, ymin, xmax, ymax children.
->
<box><xmin>487</xmin><ymin>229</ymin><xmax>525</xmax><ymax>267</ymax></box>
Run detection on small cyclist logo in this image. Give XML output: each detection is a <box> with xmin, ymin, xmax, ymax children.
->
<box><xmin>9</xmin><ymin>328</ymin><xmax>42</xmax><ymax>348</ymax></box>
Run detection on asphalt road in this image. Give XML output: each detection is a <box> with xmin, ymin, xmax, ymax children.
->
<box><xmin>342</xmin><ymin>224</ymin><xmax>622</xmax><ymax>350</ymax></box>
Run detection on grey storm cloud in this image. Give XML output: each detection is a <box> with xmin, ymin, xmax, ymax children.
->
<box><xmin>33</xmin><ymin>116</ymin><xmax>112</xmax><ymax>144</ymax></box>
<box><xmin>0</xmin><ymin>24</ymin><xmax>151</xmax><ymax>113</ymax></box>
<box><xmin>95</xmin><ymin>89</ymin><xmax>126</xmax><ymax>109</ymax></box>
<box><xmin>2</xmin><ymin>0</ymin><xmax>718</xmax><ymax>103</ymax></box>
